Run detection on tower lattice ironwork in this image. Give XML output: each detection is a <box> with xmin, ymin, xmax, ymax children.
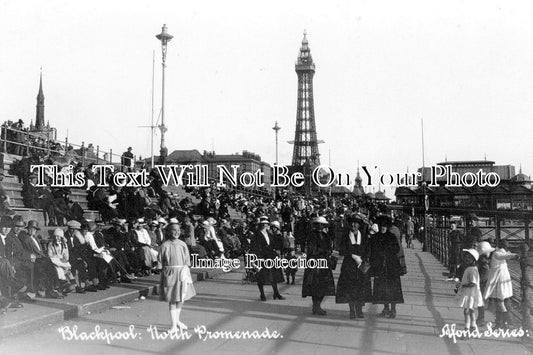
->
<box><xmin>290</xmin><ymin>31</ymin><xmax>323</xmax><ymax>168</ymax></box>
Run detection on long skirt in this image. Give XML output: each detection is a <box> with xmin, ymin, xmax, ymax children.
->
<box><xmin>372</xmin><ymin>276</ymin><xmax>404</xmax><ymax>304</ymax></box>
<box><xmin>302</xmin><ymin>267</ymin><xmax>335</xmax><ymax>298</ymax></box>
<box><xmin>256</xmin><ymin>267</ymin><xmax>284</xmax><ymax>286</ymax></box>
<box><xmin>335</xmin><ymin>257</ymin><xmax>372</xmax><ymax>304</ymax></box>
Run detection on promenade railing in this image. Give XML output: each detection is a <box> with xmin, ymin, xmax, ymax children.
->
<box><xmin>0</xmin><ymin>125</ymin><xmax>135</xmax><ymax>171</ymax></box>
<box><xmin>427</xmin><ymin>225</ymin><xmax>533</xmax><ymax>335</ymax></box>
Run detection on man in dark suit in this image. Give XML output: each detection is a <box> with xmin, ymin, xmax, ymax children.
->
<box><xmin>19</xmin><ymin>220</ymin><xmax>61</xmax><ymax>298</ymax></box>
<box><xmin>0</xmin><ymin>216</ymin><xmax>26</xmax><ymax>298</ymax></box>
<box><xmin>64</xmin><ymin>220</ymin><xmax>96</xmax><ymax>293</ymax></box>
<box><xmin>121</xmin><ymin>147</ymin><xmax>134</xmax><ymax>172</ymax></box>
<box><xmin>104</xmin><ymin>219</ymin><xmax>141</xmax><ymax>276</ymax></box>
<box><xmin>22</xmin><ymin>174</ymin><xmax>56</xmax><ymax>226</ymax></box>
<box><xmin>5</xmin><ymin>217</ymin><xmax>31</xmax><ymax>292</ymax></box>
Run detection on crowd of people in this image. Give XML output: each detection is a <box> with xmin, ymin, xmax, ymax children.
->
<box><xmin>0</xmin><ymin>138</ymin><xmax>519</xmax><ymax>335</ymax></box>
<box><xmin>0</xmin><ymin>155</ymin><xmax>414</xmax><ymax>324</ymax></box>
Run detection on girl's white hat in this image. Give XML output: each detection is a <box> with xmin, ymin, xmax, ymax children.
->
<box><xmin>462</xmin><ymin>248</ymin><xmax>479</xmax><ymax>261</ymax></box>
<box><xmin>477</xmin><ymin>241</ymin><xmax>495</xmax><ymax>256</ymax></box>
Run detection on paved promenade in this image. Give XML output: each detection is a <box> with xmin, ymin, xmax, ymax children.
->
<box><xmin>1</xmin><ymin>240</ymin><xmax>531</xmax><ymax>355</ymax></box>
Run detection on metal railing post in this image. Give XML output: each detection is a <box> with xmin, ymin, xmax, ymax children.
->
<box><xmin>520</xmin><ymin>243</ymin><xmax>532</xmax><ymax>336</ymax></box>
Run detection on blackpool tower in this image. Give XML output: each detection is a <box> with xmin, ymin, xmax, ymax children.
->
<box><xmin>290</xmin><ymin>31</ymin><xmax>323</xmax><ymax>168</ymax></box>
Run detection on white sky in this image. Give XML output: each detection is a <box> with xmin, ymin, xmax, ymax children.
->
<box><xmin>1</xmin><ymin>0</ymin><xmax>533</xmax><ymax>197</ymax></box>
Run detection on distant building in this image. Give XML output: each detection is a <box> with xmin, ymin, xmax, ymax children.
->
<box><xmin>29</xmin><ymin>71</ymin><xmax>57</xmax><ymax>141</ymax></box>
<box><xmin>146</xmin><ymin>149</ymin><xmax>272</xmax><ymax>189</ymax></box>
<box><xmin>395</xmin><ymin>160</ymin><xmax>533</xmax><ymax>211</ymax></box>
<box><xmin>203</xmin><ymin>150</ymin><xmax>271</xmax><ymax>187</ymax></box>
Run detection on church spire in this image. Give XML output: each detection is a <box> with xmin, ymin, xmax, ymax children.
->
<box><xmin>35</xmin><ymin>69</ymin><xmax>45</xmax><ymax>130</ymax></box>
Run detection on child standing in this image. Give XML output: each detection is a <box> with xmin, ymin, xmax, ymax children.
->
<box><xmin>476</xmin><ymin>241</ymin><xmax>495</xmax><ymax>327</ymax></box>
<box><xmin>283</xmin><ymin>230</ymin><xmax>297</xmax><ymax>284</ymax></box>
<box><xmin>484</xmin><ymin>240</ymin><xmax>518</xmax><ymax>329</ymax></box>
<box><xmin>457</xmin><ymin>249</ymin><xmax>484</xmax><ymax>333</ymax></box>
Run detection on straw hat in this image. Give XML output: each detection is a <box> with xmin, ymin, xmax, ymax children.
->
<box><xmin>462</xmin><ymin>248</ymin><xmax>479</xmax><ymax>261</ymax></box>
<box><xmin>270</xmin><ymin>221</ymin><xmax>281</xmax><ymax>229</ymax></box>
<box><xmin>312</xmin><ymin>216</ymin><xmax>329</xmax><ymax>225</ymax></box>
<box><xmin>478</xmin><ymin>241</ymin><xmax>495</xmax><ymax>256</ymax></box>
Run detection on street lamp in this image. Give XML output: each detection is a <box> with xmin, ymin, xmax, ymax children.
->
<box><xmin>156</xmin><ymin>24</ymin><xmax>173</xmax><ymax>164</ymax></box>
<box><xmin>272</xmin><ymin>121</ymin><xmax>280</xmax><ymax>165</ymax></box>
<box><xmin>272</xmin><ymin>121</ymin><xmax>281</xmax><ymax>199</ymax></box>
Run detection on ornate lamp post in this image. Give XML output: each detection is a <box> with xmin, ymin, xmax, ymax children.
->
<box><xmin>272</xmin><ymin>121</ymin><xmax>281</xmax><ymax>199</ymax></box>
<box><xmin>272</xmin><ymin>121</ymin><xmax>281</xmax><ymax>165</ymax></box>
<box><xmin>156</xmin><ymin>24</ymin><xmax>173</xmax><ymax>164</ymax></box>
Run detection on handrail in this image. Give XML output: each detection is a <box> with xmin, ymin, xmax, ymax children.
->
<box><xmin>427</xmin><ymin>226</ymin><xmax>532</xmax><ymax>334</ymax></box>
<box><xmin>0</xmin><ymin>124</ymin><xmax>136</xmax><ymax>169</ymax></box>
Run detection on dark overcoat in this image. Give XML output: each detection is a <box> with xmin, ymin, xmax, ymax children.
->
<box><xmin>251</xmin><ymin>229</ymin><xmax>284</xmax><ymax>285</ymax></box>
<box><xmin>301</xmin><ymin>230</ymin><xmax>336</xmax><ymax>297</ymax></box>
<box><xmin>369</xmin><ymin>231</ymin><xmax>404</xmax><ymax>304</ymax></box>
<box><xmin>335</xmin><ymin>230</ymin><xmax>372</xmax><ymax>304</ymax></box>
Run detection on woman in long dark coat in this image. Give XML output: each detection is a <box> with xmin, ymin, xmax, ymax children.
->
<box><xmin>302</xmin><ymin>216</ymin><xmax>336</xmax><ymax>315</ymax></box>
<box><xmin>370</xmin><ymin>215</ymin><xmax>404</xmax><ymax>318</ymax></box>
<box><xmin>336</xmin><ymin>215</ymin><xmax>372</xmax><ymax>319</ymax></box>
<box><xmin>251</xmin><ymin>217</ymin><xmax>285</xmax><ymax>301</ymax></box>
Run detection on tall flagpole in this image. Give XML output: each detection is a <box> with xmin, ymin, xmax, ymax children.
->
<box><xmin>421</xmin><ymin>117</ymin><xmax>425</xmax><ymax>180</ymax></box>
<box><xmin>156</xmin><ymin>24</ymin><xmax>173</xmax><ymax>165</ymax></box>
<box><xmin>150</xmin><ymin>50</ymin><xmax>155</xmax><ymax>168</ymax></box>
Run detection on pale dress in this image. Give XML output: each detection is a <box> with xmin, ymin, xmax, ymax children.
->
<box><xmin>158</xmin><ymin>239</ymin><xmax>196</xmax><ymax>302</ymax></box>
<box><xmin>457</xmin><ymin>266</ymin><xmax>484</xmax><ymax>310</ymax></box>
<box><xmin>484</xmin><ymin>248</ymin><xmax>514</xmax><ymax>300</ymax></box>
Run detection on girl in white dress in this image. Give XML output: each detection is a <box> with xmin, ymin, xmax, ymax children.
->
<box><xmin>457</xmin><ymin>249</ymin><xmax>483</xmax><ymax>332</ymax></box>
<box><xmin>484</xmin><ymin>240</ymin><xmax>518</xmax><ymax>329</ymax></box>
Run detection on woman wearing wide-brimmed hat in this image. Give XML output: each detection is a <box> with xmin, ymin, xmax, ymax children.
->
<box><xmin>336</xmin><ymin>214</ymin><xmax>372</xmax><ymax>319</ymax></box>
<box><xmin>370</xmin><ymin>215</ymin><xmax>404</xmax><ymax>318</ymax></box>
<box><xmin>47</xmin><ymin>228</ymin><xmax>76</xmax><ymax>295</ymax></box>
<box><xmin>251</xmin><ymin>216</ymin><xmax>285</xmax><ymax>301</ymax></box>
<box><xmin>302</xmin><ymin>216</ymin><xmax>335</xmax><ymax>315</ymax></box>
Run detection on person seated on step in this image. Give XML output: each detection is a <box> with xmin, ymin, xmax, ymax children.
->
<box><xmin>47</xmin><ymin>228</ymin><xmax>76</xmax><ymax>296</ymax></box>
<box><xmin>64</xmin><ymin>220</ymin><xmax>97</xmax><ymax>293</ymax></box>
<box><xmin>104</xmin><ymin>219</ymin><xmax>141</xmax><ymax>277</ymax></box>
<box><xmin>131</xmin><ymin>218</ymin><xmax>158</xmax><ymax>276</ymax></box>
<box><xmin>22</xmin><ymin>174</ymin><xmax>56</xmax><ymax>226</ymax></box>
<box><xmin>93</xmin><ymin>220</ymin><xmax>132</xmax><ymax>283</ymax></box>
<box><xmin>19</xmin><ymin>220</ymin><xmax>62</xmax><ymax>298</ymax></box>
<box><xmin>0</xmin><ymin>216</ymin><xmax>27</xmax><ymax>304</ymax></box>
<box><xmin>79</xmin><ymin>221</ymin><xmax>111</xmax><ymax>290</ymax></box>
